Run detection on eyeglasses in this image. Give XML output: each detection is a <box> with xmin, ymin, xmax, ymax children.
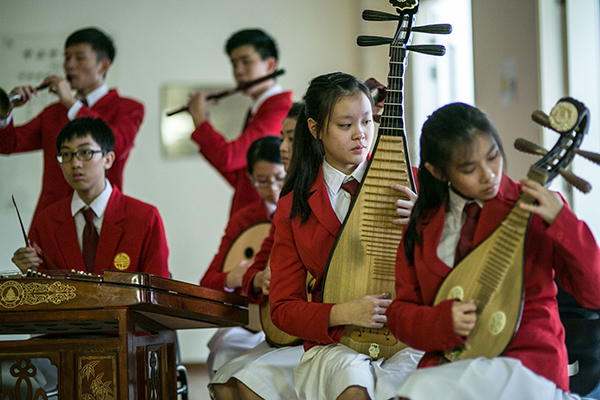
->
<box><xmin>55</xmin><ymin>149</ymin><xmax>104</xmax><ymax>164</ymax></box>
<box><xmin>252</xmin><ymin>176</ymin><xmax>285</xmax><ymax>189</ymax></box>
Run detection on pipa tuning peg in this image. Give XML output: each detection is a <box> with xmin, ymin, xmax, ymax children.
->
<box><xmin>575</xmin><ymin>149</ymin><xmax>600</xmax><ymax>166</ymax></box>
<box><xmin>362</xmin><ymin>9</ymin><xmax>400</xmax><ymax>21</ymax></box>
<box><xmin>533</xmin><ymin>100</ymin><xmax>583</xmax><ymax>134</ymax></box>
<box><xmin>517</xmin><ymin>136</ymin><xmax>600</xmax><ymax>167</ymax></box>
<box><xmin>357</xmin><ymin>35</ymin><xmax>392</xmax><ymax>47</ymax></box>
<box><xmin>515</xmin><ymin>138</ymin><xmax>592</xmax><ymax>193</ymax></box>
<box><xmin>514</xmin><ymin>138</ymin><xmax>547</xmax><ymax>157</ymax></box>
<box><xmin>531</xmin><ymin>110</ymin><xmax>551</xmax><ymax>129</ymax></box>
<box><xmin>413</xmin><ymin>24</ymin><xmax>453</xmax><ymax>35</ymax></box>
<box><xmin>406</xmin><ymin>44</ymin><xmax>446</xmax><ymax>56</ymax></box>
<box><xmin>558</xmin><ymin>169</ymin><xmax>592</xmax><ymax>193</ymax></box>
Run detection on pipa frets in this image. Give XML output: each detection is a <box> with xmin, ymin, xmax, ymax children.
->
<box><xmin>322</xmin><ymin>2</ymin><xmax>450</xmax><ymax>360</ymax></box>
<box><xmin>433</xmin><ymin>98</ymin><xmax>591</xmax><ymax>362</ymax></box>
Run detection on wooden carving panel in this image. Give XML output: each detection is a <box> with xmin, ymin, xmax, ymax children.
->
<box><xmin>77</xmin><ymin>354</ymin><xmax>117</xmax><ymax>400</ymax></box>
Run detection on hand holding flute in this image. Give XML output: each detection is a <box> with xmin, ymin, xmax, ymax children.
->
<box><xmin>43</xmin><ymin>75</ymin><xmax>78</xmax><ymax>108</ymax></box>
<box><xmin>7</xmin><ymin>75</ymin><xmax>73</xmax><ymax>109</ymax></box>
<box><xmin>166</xmin><ymin>69</ymin><xmax>285</xmax><ymax>121</ymax></box>
<box><xmin>188</xmin><ymin>90</ymin><xmax>213</xmax><ymax>127</ymax></box>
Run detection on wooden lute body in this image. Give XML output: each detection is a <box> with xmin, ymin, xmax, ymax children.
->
<box><xmin>259</xmin><ymin>257</ymin><xmax>308</xmax><ymax>347</ymax></box>
<box><xmin>222</xmin><ymin>221</ymin><xmax>271</xmax><ymax>332</ymax></box>
<box><xmin>434</xmin><ymin>97</ymin><xmax>591</xmax><ymax>362</ymax></box>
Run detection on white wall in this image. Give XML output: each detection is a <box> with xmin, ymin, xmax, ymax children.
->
<box><xmin>565</xmin><ymin>0</ymin><xmax>600</xmax><ymax>240</ymax></box>
<box><xmin>471</xmin><ymin>0</ymin><xmax>600</xmax><ymax>239</ymax></box>
<box><xmin>0</xmin><ymin>0</ymin><xmax>372</xmax><ymax>363</ymax></box>
<box><xmin>471</xmin><ymin>0</ymin><xmax>542</xmax><ymax>180</ymax></box>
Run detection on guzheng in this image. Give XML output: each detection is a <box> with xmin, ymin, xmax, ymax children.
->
<box><xmin>0</xmin><ymin>270</ymin><xmax>248</xmax><ymax>334</ymax></box>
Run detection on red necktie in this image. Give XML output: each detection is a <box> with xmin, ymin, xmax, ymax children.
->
<box><xmin>454</xmin><ymin>202</ymin><xmax>481</xmax><ymax>266</ymax></box>
<box><xmin>341</xmin><ymin>178</ymin><xmax>359</xmax><ymax>203</ymax></box>
<box><xmin>82</xmin><ymin>208</ymin><xmax>99</xmax><ymax>272</ymax></box>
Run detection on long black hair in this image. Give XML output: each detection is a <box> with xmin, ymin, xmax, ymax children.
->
<box><xmin>403</xmin><ymin>102</ymin><xmax>506</xmax><ymax>264</ymax></box>
<box><xmin>281</xmin><ymin>72</ymin><xmax>373</xmax><ymax>222</ymax></box>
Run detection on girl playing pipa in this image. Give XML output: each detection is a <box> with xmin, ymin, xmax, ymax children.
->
<box><xmin>387</xmin><ymin>102</ymin><xmax>600</xmax><ymax>400</ymax></box>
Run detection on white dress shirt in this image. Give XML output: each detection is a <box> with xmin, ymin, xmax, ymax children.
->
<box><xmin>322</xmin><ymin>159</ymin><xmax>368</xmax><ymax>223</ymax></box>
<box><xmin>437</xmin><ymin>189</ymin><xmax>484</xmax><ymax>267</ymax></box>
<box><xmin>67</xmin><ymin>83</ymin><xmax>109</xmax><ymax>119</ymax></box>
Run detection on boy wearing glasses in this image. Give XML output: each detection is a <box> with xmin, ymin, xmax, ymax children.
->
<box><xmin>0</xmin><ymin>27</ymin><xmax>144</xmax><ymax>229</ymax></box>
<box><xmin>200</xmin><ymin>135</ymin><xmax>284</xmax><ymax>293</ymax></box>
<box><xmin>11</xmin><ymin>117</ymin><xmax>169</xmax><ymax>278</ymax></box>
<box><xmin>199</xmin><ymin>135</ymin><xmax>285</xmax><ymax>377</ymax></box>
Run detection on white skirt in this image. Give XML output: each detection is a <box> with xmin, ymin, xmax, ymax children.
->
<box><xmin>205</xmin><ymin>327</ymin><xmax>265</xmax><ymax>378</ymax></box>
<box><xmin>209</xmin><ymin>341</ymin><xmax>304</xmax><ymax>400</ymax></box>
<box><xmin>396</xmin><ymin>357</ymin><xmax>581</xmax><ymax>400</ymax></box>
<box><xmin>293</xmin><ymin>343</ymin><xmax>423</xmax><ymax>400</ymax></box>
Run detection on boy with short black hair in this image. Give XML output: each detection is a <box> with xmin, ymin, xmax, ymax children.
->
<box><xmin>0</xmin><ymin>27</ymin><xmax>144</xmax><ymax>227</ymax></box>
<box><xmin>11</xmin><ymin>117</ymin><xmax>168</xmax><ymax>278</ymax></box>
<box><xmin>188</xmin><ymin>28</ymin><xmax>293</xmax><ymax>216</ymax></box>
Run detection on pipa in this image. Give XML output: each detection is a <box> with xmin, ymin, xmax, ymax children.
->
<box><xmin>321</xmin><ymin>0</ymin><xmax>451</xmax><ymax>360</ymax></box>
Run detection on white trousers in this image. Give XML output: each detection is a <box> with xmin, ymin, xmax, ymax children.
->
<box><xmin>293</xmin><ymin>343</ymin><xmax>423</xmax><ymax>400</ymax></box>
<box><xmin>396</xmin><ymin>357</ymin><xmax>581</xmax><ymax>400</ymax></box>
<box><xmin>205</xmin><ymin>327</ymin><xmax>265</xmax><ymax>378</ymax></box>
<box><xmin>209</xmin><ymin>340</ymin><xmax>303</xmax><ymax>400</ymax></box>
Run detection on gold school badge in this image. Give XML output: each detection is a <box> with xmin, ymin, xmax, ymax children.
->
<box><xmin>113</xmin><ymin>253</ymin><xmax>131</xmax><ymax>270</ymax></box>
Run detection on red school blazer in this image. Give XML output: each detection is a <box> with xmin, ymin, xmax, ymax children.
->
<box><xmin>269</xmin><ymin>168</ymin><xmax>345</xmax><ymax>351</ymax></box>
<box><xmin>191</xmin><ymin>91</ymin><xmax>293</xmax><ymax>216</ymax></box>
<box><xmin>29</xmin><ymin>186</ymin><xmax>169</xmax><ymax>278</ymax></box>
<box><xmin>200</xmin><ymin>199</ymin><xmax>271</xmax><ymax>294</ymax></box>
<box><xmin>246</xmin><ymin>166</ymin><xmax>419</xmax><ymax>305</ymax></box>
<box><xmin>386</xmin><ymin>173</ymin><xmax>600</xmax><ymax>392</ymax></box>
<box><xmin>0</xmin><ymin>89</ymin><xmax>144</xmax><ymax>227</ymax></box>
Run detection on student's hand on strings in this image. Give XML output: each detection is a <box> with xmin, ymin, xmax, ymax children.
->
<box><xmin>391</xmin><ymin>184</ymin><xmax>417</xmax><ymax>226</ymax></box>
<box><xmin>43</xmin><ymin>75</ymin><xmax>76</xmax><ymax>109</ymax></box>
<box><xmin>253</xmin><ymin>266</ymin><xmax>271</xmax><ymax>295</ymax></box>
<box><xmin>518</xmin><ymin>179</ymin><xmax>564</xmax><ymax>225</ymax></box>
<box><xmin>225</xmin><ymin>259</ymin><xmax>252</xmax><ymax>290</ymax></box>
<box><xmin>452</xmin><ymin>300</ymin><xmax>477</xmax><ymax>337</ymax></box>
<box><xmin>188</xmin><ymin>90</ymin><xmax>214</xmax><ymax>127</ymax></box>
<box><xmin>11</xmin><ymin>246</ymin><xmax>42</xmax><ymax>273</ymax></box>
<box><xmin>329</xmin><ymin>294</ymin><xmax>392</xmax><ymax>328</ymax></box>
<box><xmin>8</xmin><ymin>86</ymin><xmax>37</xmax><ymax>107</ymax></box>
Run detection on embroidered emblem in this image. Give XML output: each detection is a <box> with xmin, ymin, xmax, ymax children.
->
<box><xmin>113</xmin><ymin>253</ymin><xmax>131</xmax><ymax>270</ymax></box>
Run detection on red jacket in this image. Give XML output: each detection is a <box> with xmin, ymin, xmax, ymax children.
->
<box><xmin>270</xmin><ymin>169</ymin><xmax>345</xmax><ymax>350</ymax></box>
<box><xmin>386</xmin><ymin>173</ymin><xmax>600</xmax><ymax>391</ymax></box>
<box><xmin>191</xmin><ymin>91</ymin><xmax>293</xmax><ymax>216</ymax></box>
<box><xmin>0</xmin><ymin>89</ymin><xmax>144</xmax><ymax>227</ymax></box>
<box><xmin>200</xmin><ymin>199</ymin><xmax>271</xmax><ymax>294</ymax></box>
<box><xmin>29</xmin><ymin>186</ymin><xmax>169</xmax><ymax>278</ymax></box>
<box><xmin>245</xmin><ymin>166</ymin><xmax>419</xmax><ymax>305</ymax></box>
